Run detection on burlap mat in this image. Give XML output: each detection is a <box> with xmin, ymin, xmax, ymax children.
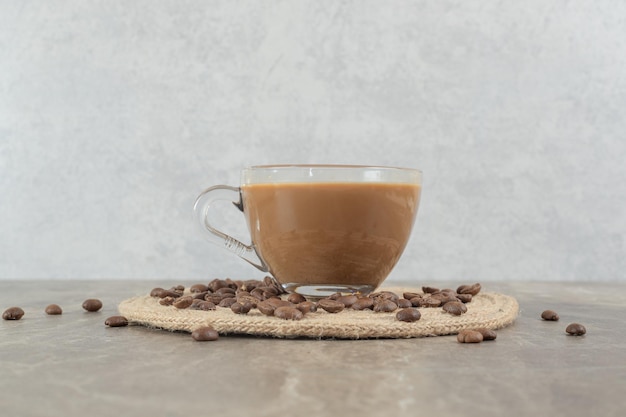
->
<box><xmin>118</xmin><ymin>287</ymin><xmax>518</xmax><ymax>339</ymax></box>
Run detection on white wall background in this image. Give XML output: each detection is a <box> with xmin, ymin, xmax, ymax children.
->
<box><xmin>1</xmin><ymin>0</ymin><xmax>624</xmax><ymax>282</ymax></box>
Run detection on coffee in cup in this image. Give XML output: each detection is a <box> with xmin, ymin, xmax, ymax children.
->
<box><xmin>194</xmin><ymin>165</ymin><xmax>422</xmax><ymax>297</ymax></box>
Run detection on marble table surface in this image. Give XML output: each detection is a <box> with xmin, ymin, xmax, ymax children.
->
<box><xmin>1</xmin><ymin>280</ymin><xmax>625</xmax><ymax>417</ymax></box>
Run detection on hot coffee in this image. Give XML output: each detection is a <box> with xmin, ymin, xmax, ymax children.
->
<box><xmin>242</xmin><ymin>182</ymin><xmax>421</xmax><ymax>294</ymax></box>
<box><xmin>194</xmin><ymin>165</ymin><xmax>422</xmax><ymax>297</ymax></box>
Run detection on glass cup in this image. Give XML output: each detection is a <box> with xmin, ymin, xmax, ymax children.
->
<box><xmin>194</xmin><ymin>165</ymin><xmax>422</xmax><ymax>297</ymax></box>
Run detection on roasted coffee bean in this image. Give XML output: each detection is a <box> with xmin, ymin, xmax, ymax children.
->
<box><xmin>403</xmin><ymin>292</ymin><xmax>421</xmax><ymax>300</ymax></box>
<box><xmin>250</xmin><ymin>288</ymin><xmax>268</xmax><ymax>301</ymax></box>
<box><xmin>417</xmin><ymin>296</ymin><xmax>441</xmax><ymax>308</ymax></box>
<box><xmin>215</xmin><ymin>287</ymin><xmax>236</xmax><ymax>296</ymax></box>
<box><xmin>422</xmin><ymin>286</ymin><xmax>439</xmax><ymax>294</ymax></box>
<box><xmin>475</xmin><ymin>328</ymin><xmax>497</xmax><ymax>341</ymax></box>
<box><xmin>207</xmin><ymin>278</ymin><xmax>224</xmax><ymax>292</ymax></box>
<box><xmin>336</xmin><ymin>295</ymin><xmax>358</xmax><ymax>308</ymax></box>
<box><xmin>351</xmin><ymin>297</ymin><xmax>374</xmax><ymax>311</ymax></box>
<box><xmin>397</xmin><ymin>298</ymin><xmax>412</xmax><ymax>309</ymax></box>
<box><xmin>457</xmin><ymin>283</ymin><xmax>481</xmax><ymax>296</ymax></box>
<box><xmin>274</xmin><ymin>306</ymin><xmax>304</xmax><ymax>320</ymax></box>
<box><xmin>566</xmin><ymin>323</ymin><xmax>586</xmax><ymax>336</ymax></box>
<box><xmin>431</xmin><ymin>292</ymin><xmax>459</xmax><ymax>304</ymax></box>
<box><xmin>190</xmin><ymin>284</ymin><xmax>209</xmax><ymax>293</ymax></box>
<box><xmin>82</xmin><ymin>299</ymin><xmax>103</xmax><ymax>312</ymax></box>
<box><xmin>45</xmin><ymin>304</ymin><xmax>63</xmax><ymax>315</ymax></box>
<box><xmin>195</xmin><ymin>301</ymin><xmax>217</xmax><ymax>311</ymax></box>
<box><xmin>150</xmin><ymin>288</ymin><xmax>179</xmax><ymax>298</ymax></box>
<box><xmin>371</xmin><ymin>291</ymin><xmax>399</xmax><ymax>303</ymax></box>
<box><xmin>191</xmin><ymin>326</ymin><xmax>219</xmax><ymax>341</ymax></box>
<box><xmin>287</xmin><ymin>293</ymin><xmax>307</xmax><ymax>304</ymax></box>
<box><xmin>442</xmin><ymin>301</ymin><xmax>467</xmax><ymax>316</ymax></box>
<box><xmin>257</xmin><ymin>301</ymin><xmax>277</xmax><ymax>316</ymax></box>
<box><xmin>192</xmin><ymin>291</ymin><xmax>208</xmax><ymax>300</ymax></box>
<box><xmin>257</xmin><ymin>286</ymin><xmax>279</xmax><ymax>297</ymax></box>
<box><xmin>173</xmin><ymin>295</ymin><xmax>193</xmax><ymax>309</ymax></box>
<box><xmin>241</xmin><ymin>279</ymin><xmax>261</xmax><ymax>292</ymax></box>
<box><xmin>236</xmin><ymin>295</ymin><xmax>258</xmax><ymax>308</ymax></box>
<box><xmin>230</xmin><ymin>301</ymin><xmax>252</xmax><ymax>314</ymax></box>
<box><xmin>263</xmin><ymin>276</ymin><xmax>286</xmax><ymax>295</ymax></box>
<box><xmin>205</xmin><ymin>293</ymin><xmax>227</xmax><ymax>304</ymax></box>
<box><xmin>171</xmin><ymin>284</ymin><xmax>185</xmax><ymax>292</ymax></box>
<box><xmin>457</xmin><ymin>330</ymin><xmax>483</xmax><ymax>343</ymax></box>
<box><xmin>456</xmin><ymin>293</ymin><xmax>473</xmax><ymax>303</ymax></box>
<box><xmin>328</xmin><ymin>292</ymin><xmax>343</xmax><ymax>300</ymax></box>
<box><xmin>218</xmin><ymin>297</ymin><xmax>238</xmax><ymax>308</ymax></box>
<box><xmin>105</xmin><ymin>316</ymin><xmax>129</xmax><ymax>327</ymax></box>
<box><xmin>541</xmin><ymin>310</ymin><xmax>559</xmax><ymax>321</ymax></box>
<box><xmin>265</xmin><ymin>298</ymin><xmax>293</xmax><ymax>308</ymax></box>
<box><xmin>296</xmin><ymin>301</ymin><xmax>317</xmax><ymax>314</ymax></box>
<box><xmin>396</xmin><ymin>308</ymin><xmax>421</xmax><ymax>322</ymax></box>
<box><xmin>159</xmin><ymin>296</ymin><xmax>176</xmax><ymax>306</ymax></box>
<box><xmin>373</xmin><ymin>299</ymin><xmax>398</xmax><ymax>313</ymax></box>
<box><xmin>408</xmin><ymin>297</ymin><xmax>422</xmax><ymax>307</ymax></box>
<box><xmin>2</xmin><ymin>307</ymin><xmax>24</xmax><ymax>320</ymax></box>
<box><xmin>318</xmin><ymin>299</ymin><xmax>345</xmax><ymax>313</ymax></box>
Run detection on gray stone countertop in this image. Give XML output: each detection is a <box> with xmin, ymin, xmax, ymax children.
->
<box><xmin>1</xmin><ymin>280</ymin><xmax>625</xmax><ymax>417</ymax></box>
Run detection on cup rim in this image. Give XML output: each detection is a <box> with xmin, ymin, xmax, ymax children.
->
<box><xmin>241</xmin><ymin>164</ymin><xmax>422</xmax><ymax>185</ymax></box>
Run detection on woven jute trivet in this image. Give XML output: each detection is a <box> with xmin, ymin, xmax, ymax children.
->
<box><xmin>118</xmin><ymin>287</ymin><xmax>518</xmax><ymax>339</ymax></box>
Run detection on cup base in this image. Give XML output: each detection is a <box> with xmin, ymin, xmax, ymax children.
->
<box><xmin>282</xmin><ymin>283</ymin><xmax>377</xmax><ymax>299</ymax></box>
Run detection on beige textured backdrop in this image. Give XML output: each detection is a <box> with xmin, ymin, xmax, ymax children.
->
<box><xmin>1</xmin><ymin>1</ymin><xmax>624</xmax><ymax>282</ymax></box>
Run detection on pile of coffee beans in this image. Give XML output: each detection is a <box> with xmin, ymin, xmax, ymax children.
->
<box><xmin>148</xmin><ymin>279</ymin><xmax>486</xmax><ymax>325</ymax></box>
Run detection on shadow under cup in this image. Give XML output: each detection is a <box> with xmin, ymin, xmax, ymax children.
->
<box><xmin>195</xmin><ymin>165</ymin><xmax>422</xmax><ymax>298</ymax></box>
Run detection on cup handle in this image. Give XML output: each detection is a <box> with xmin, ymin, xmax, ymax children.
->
<box><xmin>193</xmin><ymin>185</ymin><xmax>268</xmax><ymax>272</ymax></box>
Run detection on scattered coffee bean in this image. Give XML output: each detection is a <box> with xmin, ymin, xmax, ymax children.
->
<box><xmin>397</xmin><ymin>298</ymin><xmax>412</xmax><ymax>309</ymax></box>
<box><xmin>190</xmin><ymin>284</ymin><xmax>209</xmax><ymax>293</ymax></box>
<box><xmin>190</xmin><ymin>299</ymin><xmax>216</xmax><ymax>311</ymax></box>
<box><xmin>82</xmin><ymin>299</ymin><xmax>103</xmax><ymax>312</ymax></box>
<box><xmin>336</xmin><ymin>295</ymin><xmax>359</xmax><ymax>308</ymax></box>
<box><xmin>456</xmin><ymin>293</ymin><xmax>473</xmax><ymax>303</ymax></box>
<box><xmin>230</xmin><ymin>301</ymin><xmax>252</xmax><ymax>314</ymax></box>
<box><xmin>274</xmin><ymin>306</ymin><xmax>304</xmax><ymax>320</ymax></box>
<box><xmin>351</xmin><ymin>297</ymin><xmax>374</xmax><ymax>311</ymax></box>
<box><xmin>236</xmin><ymin>295</ymin><xmax>258</xmax><ymax>308</ymax></box>
<box><xmin>105</xmin><ymin>316</ymin><xmax>129</xmax><ymax>327</ymax></box>
<box><xmin>566</xmin><ymin>323</ymin><xmax>586</xmax><ymax>336</ymax></box>
<box><xmin>287</xmin><ymin>293</ymin><xmax>307</xmax><ymax>304</ymax></box>
<box><xmin>191</xmin><ymin>326</ymin><xmax>219</xmax><ymax>341</ymax></box>
<box><xmin>541</xmin><ymin>310</ymin><xmax>559</xmax><ymax>321</ymax></box>
<box><xmin>457</xmin><ymin>329</ymin><xmax>484</xmax><ymax>343</ymax></box>
<box><xmin>475</xmin><ymin>327</ymin><xmax>497</xmax><ymax>341</ymax></box>
<box><xmin>442</xmin><ymin>301</ymin><xmax>467</xmax><ymax>316</ymax></box>
<box><xmin>422</xmin><ymin>286</ymin><xmax>439</xmax><ymax>294</ymax></box>
<box><xmin>318</xmin><ymin>299</ymin><xmax>345</xmax><ymax>313</ymax></box>
<box><xmin>159</xmin><ymin>296</ymin><xmax>176</xmax><ymax>306</ymax></box>
<box><xmin>45</xmin><ymin>304</ymin><xmax>63</xmax><ymax>315</ymax></box>
<box><xmin>218</xmin><ymin>297</ymin><xmax>238</xmax><ymax>308</ymax></box>
<box><xmin>373</xmin><ymin>299</ymin><xmax>398</xmax><ymax>313</ymax></box>
<box><xmin>417</xmin><ymin>296</ymin><xmax>442</xmax><ymax>308</ymax></box>
<box><xmin>457</xmin><ymin>283</ymin><xmax>481</xmax><ymax>296</ymax></box>
<box><xmin>296</xmin><ymin>301</ymin><xmax>317</xmax><ymax>314</ymax></box>
<box><xmin>173</xmin><ymin>295</ymin><xmax>193</xmax><ymax>309</ymax></box>
<box><xmin>257</xmin><ymin>300</ymin><xmax>277</xmax><ymax>316</ymax></box>
<box><xmin>403</xmin><ymin>292</ymin><xmax>421</xmax><ymax>300</ymax></box>
<box><xmin>372</xmin><ymin>291</ymin><xmax>400</xmax><ymax>303</ymax></box>
<box><xmin>396</xmin><ymin>308</ymin><xmax>421</xmax><ymax>322</ymax></box>
<box><xmin>3</xmin><ymin>306</ymin><xmax>25</xmax><ymax>320</ymax></box>
<box><xmin>408</xmin><ymin>297</ymin><xmax>422</xmax><ymax>307</ymax></box>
